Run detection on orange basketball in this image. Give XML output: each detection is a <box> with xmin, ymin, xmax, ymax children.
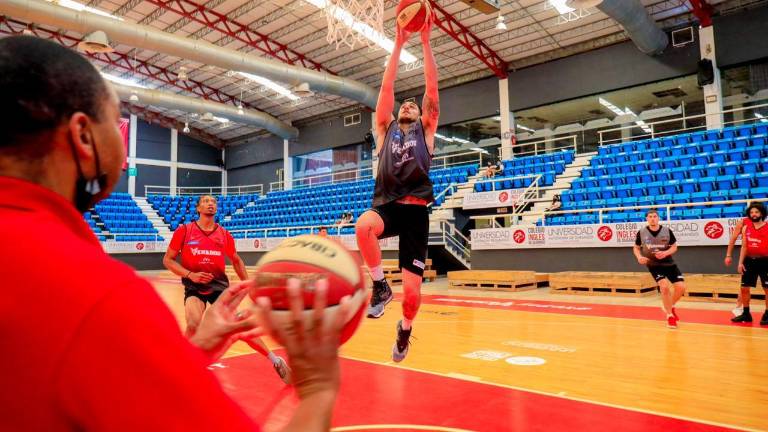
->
<box><xmin>396</xmin><ymin>0</ymin><xmax>432</xmax><ymax>33</ymax></box>
<box><xmin>249</xmin><ymin>234</ymin><xmax>368</xmax><ymax>345</ymax></box>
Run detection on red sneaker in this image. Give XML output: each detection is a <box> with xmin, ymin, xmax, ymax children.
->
<box><xmin>672</xmin><ymin>307</ymin><xmax>679</xmax><ymax>321</ymax></box>
<box><xmin>666</xmin><ymin>315</ymin><xmax>678</xmax><ymax>329</ymax></box>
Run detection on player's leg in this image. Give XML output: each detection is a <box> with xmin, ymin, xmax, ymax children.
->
<box><xmin>184</xmin><ymin>293</ymin><xmax>207</xmax><ymax>338</ymax></box>
<box><xmin>243</xmin><ymin>337</ymin><xmax>291</xmax><ymax>384</ymax></box>
<box><xmin>733</xmin><ymin>258</ymin><xmax>755</xmax><ymax>323</ymax></box>
<box><xmin>356</xmin><ymin>208</ymin><xmax>394</xmax><ymax>318</ymax></box>
<box><xmin>392</xmin><ymin>204</ymin><xmax>428</xmax><ymax>362</ymax></box>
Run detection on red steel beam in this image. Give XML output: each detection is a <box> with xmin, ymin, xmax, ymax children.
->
<box><xmin>123</xmin><ymin>104</ymin><xmax>224</xmax><ymax>148</ymax></box>
<box><xmin>0</xmin><ymin>17</ymin><xmax>255</xmax><ymax>111</ymax></box>
<box><xmin>143</xmin><ymin>0</ymin><xmax>335</xmax><ymax>74</ymax></box>
<box><xmin>688</xmin><ymin>0</ymin><xmax>714</xmax><ymax>27</ymax></box>
<box><xmin>428</xmin><ymin>0</ymin><xmax>508</xmax><ymax>79</ymax></box>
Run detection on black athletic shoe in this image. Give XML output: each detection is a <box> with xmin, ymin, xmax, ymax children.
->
<box><xmin>392</xmin><ymin>320</ymin><xmax>412</xmax><ymax>362</ymax></box>
<box><xmin>731</xmin><ymin>312</ymin><xmax>753</xmax><ymax>323</ymax></box>
<box><xmin>761</xmin><ymin>311</ymin><xmax>768</xmax><ymax>326</ymax></box>
<box><xmin>367</xmin><ymin>279</ymin><xmax>393</xmax><ymax>318</ymax></box>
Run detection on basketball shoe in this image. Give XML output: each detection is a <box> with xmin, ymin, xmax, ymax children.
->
<box><xmin>392</xmin><ymin>320</ymin><xmax>412</xmax><ymax>362</ymax></box>
<box><xmin>367</xmin><ymin>279</ymin><xmax>393</xmax><ymax>318</ymax></box>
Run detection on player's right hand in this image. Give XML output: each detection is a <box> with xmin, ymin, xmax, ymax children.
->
<box><xmin>190</xmin><ymin>272</ymin><xmax>214</xmax><ymax>284</ymax></box>
<box><xmin>254</xmin><ymin>278</ymin><xmax>349</xmax><ymax>400</ymax></box>
<box><xmin>724</xmin><ymin>256</ymin><xmax>732</xmax><ymax>266</ymax></box>
<box><xmin>738</xmin><ymin>263</ymin><xmax>746</xmax><ymax>274</ymax></box>
<box><xmin>637</xmin><ymin>257</ymin><xmax>649</xmax><ymax>265</ymax></box>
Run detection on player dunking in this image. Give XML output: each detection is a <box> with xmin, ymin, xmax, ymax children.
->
<box><xmin>163</xmin><ymin>195</ymin><xmax>291</xmax><ymax>382</ymax></box>
<box><xmin>355</xmin><ymin>16</ymin><xmax>439</xmax><ymax>362</ymax></box>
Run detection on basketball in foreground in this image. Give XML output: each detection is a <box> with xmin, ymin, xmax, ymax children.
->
<box><xmin>396</xmin><ymin>0</ymin><xmax>432</xmax><ymax>33</ymax></box>
<box><xmin>249</xmin><ymin>234</ymin><xmax>368</xmax><ymax>345</ymax></box>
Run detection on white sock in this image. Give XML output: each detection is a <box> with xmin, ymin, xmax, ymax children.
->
<box><xmin>402</xmin><ymin>318</ymin><xmax>413</xmax><ymax>330</ymax></box>
<box><xmin>267</xmin><ymin>352</ymin><xmax>278</xmax><ymax>363</ymax></box>
<box><xmin>370</xmin><ymin>265</ymin><xmax>384</xmax><ymax>281</ymax></box>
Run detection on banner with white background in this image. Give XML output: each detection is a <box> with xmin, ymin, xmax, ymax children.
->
<box><xmin>463</xmin><ymin>188</ymin><xmax>526</xmax><ymax>210</ymax></box>
<box><xmin>471</xmin><ymin>218</ymin><xmax>740</xmax><ymax>250</ymax></box>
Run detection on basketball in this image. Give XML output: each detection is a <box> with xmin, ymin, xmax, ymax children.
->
<box><xmin>249</xmin><ymin>234</ymin><xmax>368</xmax><ymax>345</ymax></box>
<box><xmin>396</xmin><ymin>0</ymin><xmax>432</xmax><ymax>33</ymax></box>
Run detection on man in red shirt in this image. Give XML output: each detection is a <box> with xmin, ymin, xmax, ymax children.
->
<box><xmin>0</xmin><ymin>35</ymin><xmax>342</xmax><ymax>431</ymax></box>
<box><xmin>734</xmin><ymin>202</ymin><xmax>768</xmax><ymax>325</ymax></box>
<box><xmin>164</xmin><ymin>194</ymin><xmax>291</xmax><ymax>383</ymax></box>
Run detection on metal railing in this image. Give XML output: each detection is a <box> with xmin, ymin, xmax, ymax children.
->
<box><xmin>509</xmin><ymin>135</ymin><xmax>578</xmax><ymax>158</ymax></box>
<box><xmin>470</xmin><ymin>197</ymin><xmax>767</xmax><ymax>228</ymax></box>
<box><xmin>440</xmin><ymin>220</ymin><xmax>471</xmax><ymax>266</ymax></box>
<box><xmin>597</xmin><ymin>102</ymin><xmax>768</xmax><ymax>147</ymax></box>
<box><xmin>145</xmin><ymin>184</ymin><xmax>263</xmax><ymax>196</ymax></box>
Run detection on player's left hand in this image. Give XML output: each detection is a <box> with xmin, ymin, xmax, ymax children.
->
<box><xmin>189</xmin><ymin>281</ymin><xmax>261</xmax><ymax>360</ymax></box>
<box><xmin>654</xmin><ymin>251</ymin><xmax>667</xmax><ymax>259</ymax></box>
<box><xmin>396</xmin><ymin>25</ymin><xmax>414</xmax><ymax>44</ymax></box>
<box><xmin>420</xmin><ymin>11</ymin><xmax>434</xmax><ymax>41</ymax></box>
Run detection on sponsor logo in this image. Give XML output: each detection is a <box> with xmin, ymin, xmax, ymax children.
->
<box><xmin>505</xmin><ymin>356</ymin><xmax>546</xmax><ymax>366</ymax></box>
<box><xmin>472</xmin><ymin>229</ymin><xmax>511</xmax><ymax>242</ymax></box>
<box><xmin>498</xmin><ymin>191</ymin><xmax>509</xmax><ymax>203</ymax></box>
<box><xmin>546</xmin><ymin>226</ymin><xmax>594</xmax><ymax>237</ymax></box>
<box><xmin>135</xmin><ymin>242</ymin><xmax>145</xmax><ymax>251</ymax></box>
<box><xmin>597</xmin><ymin>226</ymin><xmax>613</xmax><ymax>242</ymax></box>
<box><xmin>513</xmin><ymin>229</ymin><xmax>526</xmax><ymax>244</ymax></box>
<box><xmin>704</xmin><ymin>221</ymin><xmax>724</xmax><ymax>239</ymax></box>
<box><xmin>502</xmin><ymin>340</ymin><xmax>576</xmax><ymax>353</ymax></box>
<box><xmin>253</xmin><ymin>239</ymin><xmax>261</xmax><ymax>248</ymax></box>
<box><xmin>186</xmin><ymin>240</ymin><xmax>200</xmax><ymax>245</ymax></box>
<box><xmin>190</xmin><ymin>247</ymin><xmax>222</xmax><ymax>257</ymax></box>
<box><xmin>412</xmin><ymin>259</ymin><xmax>425</xmax><ymax>269</ymax></box>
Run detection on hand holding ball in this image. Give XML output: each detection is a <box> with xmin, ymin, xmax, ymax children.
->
<box><xmin>396</xmin><ymin>0</ymin><xmax>432</xmax><ymax>33</ymax></box>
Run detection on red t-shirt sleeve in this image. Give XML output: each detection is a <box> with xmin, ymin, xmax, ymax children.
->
<box><xmin>225</xmin><ymin>230</ymin><xmax>236</xmax><ymax>259</ymax></box>
<box><xmin>169</xmin><ymin>225</ymin><xmax>186</xmax><ymax>253</ymax></box>
<box><xmin>54</xmin><ymin>277</ymin><xmax>258</xmax><ymax>431</ymax></box>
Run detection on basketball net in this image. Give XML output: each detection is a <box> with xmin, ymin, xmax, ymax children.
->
<box><xmin>322</xmin><ymin>0</ymin><xmax>385</xmax><ymax>51</ymax></box>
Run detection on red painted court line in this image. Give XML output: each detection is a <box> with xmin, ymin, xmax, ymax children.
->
<box><xmin>214</xmin><ymin>354</ymin><xmax>735</xmax><ymax>432</ymax></box>
<box><xmin>410</xmin><ymin>294</ymin><xmax>765</xmax><ymax>328</ymax></box>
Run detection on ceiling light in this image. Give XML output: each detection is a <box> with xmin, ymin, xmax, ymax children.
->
<box><xmin>128</xmin><ymin>92</ymin><xmax>139</xmax><ymax>102</ymax></box>
<box><xmin>598</xmin><ymin>97</ymin><xmax>626</xmax><ymax>116</ymax></box>
<box><xmin>495</xmin><ymin>14</ymin><xmax>507</xmax><ymax>31</ymax></box>
<box><xmin>453</xmin><ymin>137</ymin><xmax>472</xmax><ymax>144</ymax></box>
<box><xmin>183</xmin><ymin>122</ymin><xmax>190</xmax><ymax>133</ymax></box>
<box><xmin>470</xmin><ymin>147</ymin><xmax>490</xmax><ymax>154</ymax></box>
<box><xmin>237</xmin><ymin>104</ymin><xmax>244</xmax><ymax>115</ymax></box>
<box><xmin>53</xmin><ymin>0</ymin><xmax>124</xmax><ymax>21</ymax></box>
<box><xmin>177</xmin><ymin>66</ymin><xmax>188</xmax><ymax>81</ymax></box>
<box><xmin>292</xmin><ymin>82</ymin><xmax>314</xmax><ymax>98</ymax></box>
<box><xmin>237</xmin><ymin>72</ymin><xmax>299</xmax><ymax>101</ymax></box>
<box><xmin>102</xmin><ymin>73</ymin><xmax>147</xmax><ymax>88</ymax></box>
<box><xmin>516</xmin><ymin>124</ymin><xmax>535</xmax><ymax>132</ymax></box>
<box><xmin>200</xmin><ymin>112</ymin><xmax>215</xmax><ymax>122</ymax></box>
<box><xmin>77</xmin><ymin>30</ymin><xmax>114</xmax><ymax>53</ymax></box>
<box><xmin>304</xmin><ymin>0</ymin><xmax>417</xmax><ymax>63</ymax></box>
<box><xmin>755</xmin><ymin>113</ymin><xmax>767</xmax><ymax>123</ymax></box>
<box><xmin>213</xmin><ymin>116</ymin><xmax>230</xmax><ymax>123</ymax></box>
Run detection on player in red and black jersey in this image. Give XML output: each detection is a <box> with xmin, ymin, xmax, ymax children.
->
<box><xmin>733</xmin><ymin>202</ymin><xmax>768</xmax><ymax>325</ymax></box>
<box><xmin>164</xmin><ymin>195</ymin><xmax>291</xmax><ymax>382</ymax></box>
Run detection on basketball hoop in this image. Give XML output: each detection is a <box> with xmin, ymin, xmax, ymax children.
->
<box><xmin>321</xmin><ymin>0</ymin><xmax>385</xmax><ymax>51</ymax></box>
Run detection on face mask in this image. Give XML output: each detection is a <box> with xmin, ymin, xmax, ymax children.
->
<box><xmin>69</xmin><ymin>134</ymin><xmax>108</xmax><ymax>213</ymax></box>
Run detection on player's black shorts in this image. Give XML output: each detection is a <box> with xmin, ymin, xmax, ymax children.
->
<box><xmin>647</xmin><ymin>264</ymin><xmax>684</xmax><ymax>284</ymax></box>
<box><xmin>373</xmin><ymin>201</ymin><xmax>429</xmax><ymax>277</ymax></box>
<box><xmin>184</xmin><ymin>287</ymin><xmax>223</xmax><ymax>304</ymax></box>
<box><xmin>741</xmin><ymin>256</ymin><xmax>768</xmax><ymax>288</ymax></box>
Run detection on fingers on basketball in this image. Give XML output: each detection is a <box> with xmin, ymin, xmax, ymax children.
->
<box><xmin>396</xmin><ymin>0</ymin><xmax>432</xmax><ymax>33</ymax></box>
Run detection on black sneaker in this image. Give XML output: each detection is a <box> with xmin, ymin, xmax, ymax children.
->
<box><xmin>366</xmin><ymin>279</ymin><xmax>393</xmax><ymax>318</ymax></box>
<box><xmin>761</xmin><ymin>311</ymin><xmax>768</xmax><ymax>326</ymax></box>
<box><xmin>392</xmin><ymin>320</ymin><xmax>412</xmax><ymax>362</ymax></box>
<box><xmin>731</xmin><ymin>312</ymin><xmax>753</xmax><ymax>323</ymax></box>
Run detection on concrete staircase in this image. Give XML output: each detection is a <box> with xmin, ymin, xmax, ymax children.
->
<box><xmin>520</xmin><ymin>152</ymin><xmax>597</xmax><ymax>225</ymax></box>
<box><xmin>134</xmin><ymin>196</ymin><xmax>173</xmax><ymax>240</ymax></box>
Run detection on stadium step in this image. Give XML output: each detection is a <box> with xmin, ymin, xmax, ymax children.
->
<box><xmin>134</xmin><ymin>196</ymin><xmax>173</xmax><ymax>239</ymax></box>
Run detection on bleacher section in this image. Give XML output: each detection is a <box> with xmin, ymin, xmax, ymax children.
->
<box><xmin>83</xmin><ymin>211</ymin><xmax>106</xmax><ymax>241</ymax></box>
<box><xmin>94</xmin><ymin>192</ymin><xmax>161</xmax><ymax>241</ymax></box>
<box><xmin>147</xmin><ymin>194</ymin><xmax>259</xmax><ymax>231</ymax></box>
<box><xmin>474</xmin><ymin>150</ymin><xmax>575</xmax><ymax>192</ymax></box>
<box><xmin>221</xmin><ymin>164</ymin><xmax>478</xmax><ymax>238</ymax></box>
<box><xmin>548</xmin><ymin>123</ymin><xmax>768</xmax><ymax>225</ymax></box>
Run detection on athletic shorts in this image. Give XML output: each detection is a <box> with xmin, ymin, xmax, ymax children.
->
<box><xmin>741</xmin><ymin>256</ymin><xmax>768</xmax><ymax>288</ymax></box>
<box><xmin>184</xmin><ymin>287</ymin><xmax>223</xmax><ymax>304</ymax></box>
<box><xmin>373</xmin><ymin>201</ymin><xmax>429</xmax><ymax>277</ymax></box>
<box><xmin>647</xmin><ymin>264</ymin><xmax>684</xmax><ymax>284</ymax></box>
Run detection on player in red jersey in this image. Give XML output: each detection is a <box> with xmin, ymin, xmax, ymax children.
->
<box><xmin>164</xmin><ymin>195</ymin><xmax>291</xmax><ymax>383</ymax></box>
<box><xmin>733</xmin><ymin>202</ymin><xmax>768</xmax><ymax>325</ymax></box>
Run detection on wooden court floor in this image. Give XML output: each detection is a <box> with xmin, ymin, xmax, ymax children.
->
<box><xmin>145</xmin><ymin>272</ymin><xmax>768</xmax><ymax>432</ymax></box>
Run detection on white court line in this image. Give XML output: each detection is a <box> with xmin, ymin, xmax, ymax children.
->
<box><xmin>340</xmin><ymin>354</ymin><xmax>757</xmax><ymax>432</ymax></box>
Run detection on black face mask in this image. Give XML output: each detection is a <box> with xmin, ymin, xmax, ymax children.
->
<box><xmin>69</xmin><ymin>135</ymin><xmax>108</xmax><ymax>213</ymax></box>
